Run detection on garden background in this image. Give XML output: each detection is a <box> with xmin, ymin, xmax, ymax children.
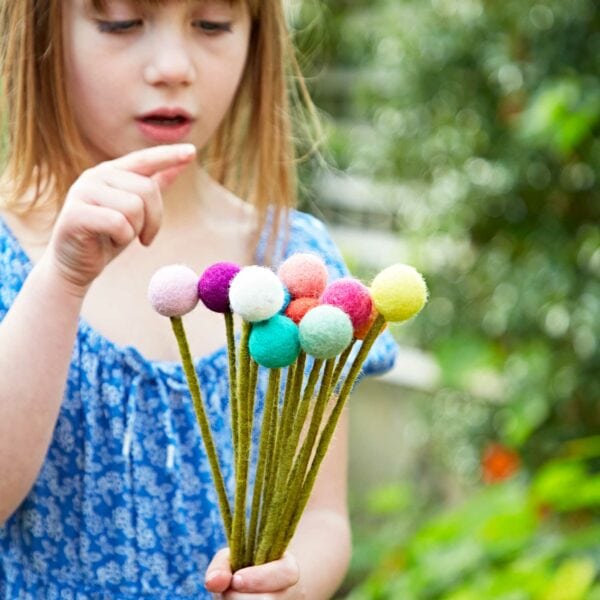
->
<box><xmin>290</xmin><ymin>0</ymin><xmax>600</xmax><ymax>598</ymax></box>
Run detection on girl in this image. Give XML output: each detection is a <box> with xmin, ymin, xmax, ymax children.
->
<box><xmin>0</xmin><ymin>1</ymin><xmax>397</xmax><ymax>598</ymax></box>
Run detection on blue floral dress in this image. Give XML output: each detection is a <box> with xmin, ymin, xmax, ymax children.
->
<box><xmin>0</xmin><ymin>210</ymin><xmax>397</xmax><ymax>599</ymax></box>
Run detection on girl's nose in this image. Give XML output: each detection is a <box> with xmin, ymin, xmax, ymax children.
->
<box><xmin>143</xmin><ymin>34</ymin><xmax>196</xmax><ymax>86</ymax></box>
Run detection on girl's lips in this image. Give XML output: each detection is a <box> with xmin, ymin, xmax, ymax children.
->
<box><xmin>136</xmin><ymin>118</ymin><xmax>193</xmax><ymax>143</ymax></box>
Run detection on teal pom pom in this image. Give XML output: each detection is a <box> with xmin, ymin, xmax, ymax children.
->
<box><xmin>249</xmin><ymin>314</ymin><xmax>300</xmax><ymax>368</ymax></box>
<box><xmin>299</xmin><ymin>305</ymin><xmax>353</xmax><ymax>359</ymax></box>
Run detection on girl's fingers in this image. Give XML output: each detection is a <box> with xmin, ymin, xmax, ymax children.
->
<box><xmin>229</xmin><ymin>552</ymin><xmax>300</xmax><ymax>593</ymax></box>
<box><xmin>76</xmin><ymin>183</ymin><xmax>147</xmax><ymax>242</ymax></box>
<box><xmin>66</xmin><ymin>203</ymin><xmax>136</xmax><ymax>249</ymax></box>
<box><xmin>94</xmin><ymin>169</ymin><xmax>163</xmax><ymax>246</ymax></box>
<box><xmin>205</xmin><ymin>548</ymin><xmax>233</xmax><ymax>594</ymax></box>
<box><xmin>109</xmin><ymin>143</ymin><xmax>197</xmax><ymax>180</ymax></box>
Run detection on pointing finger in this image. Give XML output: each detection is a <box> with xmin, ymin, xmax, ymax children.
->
<box><xmin>109</xmin><ymin>143</ymin><xmax>196</xmax><ymax>178</ymax></box>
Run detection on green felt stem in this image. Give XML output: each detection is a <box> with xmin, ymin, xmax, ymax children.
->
<box><xmin>264</xmin><ymin>361</ymin><xmax>296</xmax><ymax>511</ymax></box>
<box><xmin>267</xmin><ymin>357</ymin><xmax>335</xmax><ymax>561</ymax></box>
<box><xmin>256</xmin><ymin>364</ymin><xmax>286</xmax><ymax>548</ymax></box>
<box><xmin>254</xmin><ymin>357</ymin><xmax>325</xmax><ymax>565</ymax></box>
<box><xmin>287</xmin><ymin>352</ymin><xmax>307</xmax><ymax>435</ymax></box>
<box><xmin>224</xmin><ymin>312</ymin><xmax>239</xmax><ymax>478</ymax></box>
<box><xmin>253</xmin><ymin>362</ymin><xmax>298</xmax><ymax>564</ymax></box>
<box><xmin>247</xmin><ymin>368</ymin><xmax>281</xmax><ymax>564</ymax></box>
<box><xmin>242</xmin><ymin>358</ymin><xmax>259</xmax><ymax>566</ymax></box>
<box><xmin>280</xmin><ymin>315</ymin><xmax>386</xmax><ymax>551</ymax></box>
<box><xmin>170</xmin><ymin>317</ymin><xmax>231</xmax><ymax>543</ymax></box>
<box><xmin>330</xmin><ymin>340</ymin><xmax>356</xmax><ymax>394</ymax></box>
<box><xmin>230</xmin><ymin>321</ymin><xmax>252</xmax><ymax>572</ymax></box>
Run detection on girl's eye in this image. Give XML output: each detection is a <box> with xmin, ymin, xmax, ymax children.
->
<box><xmin>96</xmin><ymin>20</ymin><xmax>142</xmax><ymax>34</ymax></box>
<box><xmin>194</xmin><ymin>21</ymin><xmax>233</xmax><ymax>34</ymax></box>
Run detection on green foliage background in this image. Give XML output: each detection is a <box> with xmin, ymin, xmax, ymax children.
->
<box><xmin>291</xmin><ymin>0</ymin><xmax>600</xmax><ymax>597</ymax></box>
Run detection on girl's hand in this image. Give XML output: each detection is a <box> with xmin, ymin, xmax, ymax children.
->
<box><xmin>205</xmin><ymin>548</ymin><xmax>306</xmax><ymax>599</ymax></box>
<box><xmin>44</xmin><ymin>143</ymin><xmax>196</xmax><ymax>297</ymax></box>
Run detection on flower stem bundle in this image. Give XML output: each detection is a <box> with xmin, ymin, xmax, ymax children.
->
<box><xmin>148</xmin><ymin>255</ymin><xmax>428</xmax><ymax>572</ymax></box>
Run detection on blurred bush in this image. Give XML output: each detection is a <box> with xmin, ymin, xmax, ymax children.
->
<box><xmin>291</xmin><ymin>0</ymin><xmax>599</xmax><ymax>596</ymax></box>
<box><xmin>345</xmin><ymin>437</ymin><xmax>600</xmax><ymax>599</ymax></box>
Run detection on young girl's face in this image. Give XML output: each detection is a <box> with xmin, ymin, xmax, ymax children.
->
<box><xmin>62</xmin><ymin>0</ymin><xmax>252</xmax><ymax>163</ymax></box>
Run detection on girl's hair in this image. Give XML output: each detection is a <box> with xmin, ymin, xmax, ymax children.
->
<box><xmin>0</xmin><ymin>0</ymin><xmax>322</xmax><ymax>262</ymax></box>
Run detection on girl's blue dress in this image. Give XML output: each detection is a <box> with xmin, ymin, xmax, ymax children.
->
<box><xmin>0</xmin><ymin>210</ymin><xmax>397</xmax><ymax>599</ymax></box>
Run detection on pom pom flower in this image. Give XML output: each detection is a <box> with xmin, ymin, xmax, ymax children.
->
<box><xmin>277</xmin><ymin>253</ymin><xmax>328</xmax><ymax>299</ymax></box>
<box><xmin>299</xmin><ymin>305</ymin><xmax>353</xmax><ymax>359</ymax></box>
<box><xmin>229</xmin><ymin>266</ymin><xmax>285</xmax><ymax>322</ymax></box>
<box><xmin>370</xmin><ymin>264</ymin><xmax>428</xmax><ymax>322</ymax></box>
<box><xmin>148</xmin><ymin>264</ymin><xmax>199</xmax><ymax>317</ymax></box>
<box><xmin>320</xmin><ymin>277</ymin><xmax>373</xmax><ymax>332</ymax></box>
<box><xmin>198</xmin><ymin>262</ymin><xmax>240</xmax><ymax>313</ymax></box>
<box><xmin>249</xmin><ymin>315</ymin><xmax>300</xmax><ymax>368</ymax></box>
<box><xmin>148</xmin><ymin>253</ymin><xmax>428</xmax><ymax>573</ymax></box>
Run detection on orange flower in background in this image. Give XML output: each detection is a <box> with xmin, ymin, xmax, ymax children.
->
<box><xmin>482</xmin><ymin>443</ymin><xmax>520</xmax><ymax>483</ymax></box>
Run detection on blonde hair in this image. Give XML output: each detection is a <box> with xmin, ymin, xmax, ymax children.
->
<box><xmin>0</xmin><ymin>0</ymin><xmax>322</xmax><ymax>262</ymax></box>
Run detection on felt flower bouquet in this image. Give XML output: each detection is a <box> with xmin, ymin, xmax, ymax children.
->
<box><xmin>147</xmin><ymin>253</ymin><xmax>427</xmax><ymax>572</ymax></box>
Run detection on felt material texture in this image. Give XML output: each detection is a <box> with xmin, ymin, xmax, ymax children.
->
<box><xmin>279</xmin><ymin>286</ymin><xmax>291</xmax><ymax>313</ymax></box>
<box><xmin>321</xmin><ymin>277</ymin><xmax>373</xmax><ymax>331</ymax></box>
<box><xmin>148</xmin><ymin>264</ymin><xmax>199</xmax><ymax>317</ymax></box>
<box><xmin>249</xmin><ymin>315</ymin><xmax>301</xmax><ymax>368</ymax></box>
<box><xmin>229</xmin><ymin>266</ymin><xmax>285</xmax><ymax>322</ymax></box>
<box><xmin>370</xmin><ymin>264</ymin><xmax>428</xmax><ymax>322</ymax></box>
<box><xmin>284</xmin><ymin>297</ymin><xmax>319</xmax><ymax>324</ymax></box>
<box><xmin>299</xmin><ymin>305</ymin><xmax>353</xmax><ymax>359</ymax></box>
<box><xmin>277</xmin><ymin>253</ymin><xmax>328</xmax><ymax>299</ymax></box>
<box><xmin>354</xmin><ymin>305</ymin><xmax>386</xmax><ymax>340</ymax></box>
<box><xmin>198</xmin><ymin>262</ymin><xmax>241</xmax><ymax>313</ymax></box>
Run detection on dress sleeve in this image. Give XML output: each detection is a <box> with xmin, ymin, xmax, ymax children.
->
<box><xmin>281</xmin><ymin>211</ymin><xmax>398</xmax><ymax>377</ymax></box>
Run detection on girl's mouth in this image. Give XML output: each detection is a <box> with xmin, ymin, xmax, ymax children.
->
<box><xmin>141</xmin><ymin>116</ymin><xmax>188</xmax><ymax>126</ymax></box>
<box><xmin>136</xmin><ymin>115</ymin><xmax>194</xmax><ymax>143</ymax></box>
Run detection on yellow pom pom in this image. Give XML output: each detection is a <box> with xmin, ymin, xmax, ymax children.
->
<box><xmin>370</xmin><ymin>264</ymin><xmax>428</xmax><ymax>322</ymax></box>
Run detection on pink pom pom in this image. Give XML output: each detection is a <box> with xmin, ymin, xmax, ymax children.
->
<box><xmin>148</xmin><ymin>265</ymin><xmax>199</xmax><ymax>317</ymax></box>
<box><xmin>321</xmin><ymin>278</ymin><xmax>373</xmax><ymax>332</ymax></box>
<box><xmin>277</xmin><ymin>253</ymin><xmax>328</xmax><ymax>299</ymax></box>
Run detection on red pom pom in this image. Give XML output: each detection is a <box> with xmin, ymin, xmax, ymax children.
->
<box><xmin>285</xmin><ymin>297</ymin><xmax>320</xmax><ymax>324</ymax></box>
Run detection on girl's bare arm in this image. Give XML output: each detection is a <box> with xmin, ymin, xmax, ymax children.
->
<box><xmin>0</xmin><ymin>143</ymin><xmax>197</xmax><ymax>523</ymax></box>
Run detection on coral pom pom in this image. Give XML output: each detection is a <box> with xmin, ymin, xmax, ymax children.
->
<box><xmin>277</xmin><ymin>253</ymin><xmax>328</xmax><ymax>299</ymax></box>
<box><xmin>148</xmin><ymin>264</ymin><xmax>199</xmax><ymax>317</ymax></box>
<box><xmin>299</xmin><ymin>305</ymin><xmax>353</xmax><ymax>359</ymax></box>
<box><xmin>370</xmin><ymin>264</ymin><xmax>428</xmax><ymax>322</ymax></box>
<box><xmin>321</xmin><ymin>278</ymin><xmax>373</xmax><ymax>331</ymax></box>
<box><xmin>285</xmin><ymin>297</ymin><xmax>320</xmax><ymax>324</ymax></box>
<box><xmin>249</xmin><ymin>315</ymin><xmax>300</xmax><ymax>368</ymax></box>
<box><xmin>198</xmin><ymin>262</ymin><xmax>241</xmax><ymax>313</ymax></box>
<box><xmin>354</xmin><ymin>304</ymin><xmax>385</xmax><ymax>340</ymax></box>
<box><xmin>229</xmin><ymin>266</ymin><xmax>285</xmax><ymax>322</ymax></box>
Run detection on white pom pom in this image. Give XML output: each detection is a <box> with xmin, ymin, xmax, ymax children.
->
<box><xmin>229</xmin><ymin>266</ymin><xmax>285</xmax><ymax>322</ymax></box>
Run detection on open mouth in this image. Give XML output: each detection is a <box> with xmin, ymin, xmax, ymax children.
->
<box><xmin>141</xmin><ymin>115</ymin><xmax>189</xmax><ymax>126</ymax></box>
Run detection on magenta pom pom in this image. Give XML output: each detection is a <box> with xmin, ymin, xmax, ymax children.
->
<box><xmin>320</xmin><ymin>277</ymin><xmax>373</xmax><ymax>331</ymax></box>
<box><xmin>148</xmin><ymin>264</ymin><xmax>199</xmax><ymax>317</ymax></box>
<box><xmin>277</xmin><ymin>253</ymin><xmax>328</xmax><ymax>299</ymax></box>
<box><xmin>198</xmin><ymin>262</ymin><xmax>241</xmax><ymax>313</ymax></box>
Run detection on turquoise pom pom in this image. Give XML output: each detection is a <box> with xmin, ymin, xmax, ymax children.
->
<box><xmin>299</xmin><ymin>305</ymin><xmax>353</xmax><ymax>359</ymax></box>
<box><xmin>249</xmin><ymin>314</ymin><xmax>301</xmax><ymax>368</ymax></box>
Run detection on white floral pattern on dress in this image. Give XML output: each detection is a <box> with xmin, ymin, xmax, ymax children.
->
<box><xmin>0</xmin><ymin>210</ymin><xmax>397</xmax><ymax>599</ymax></box>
